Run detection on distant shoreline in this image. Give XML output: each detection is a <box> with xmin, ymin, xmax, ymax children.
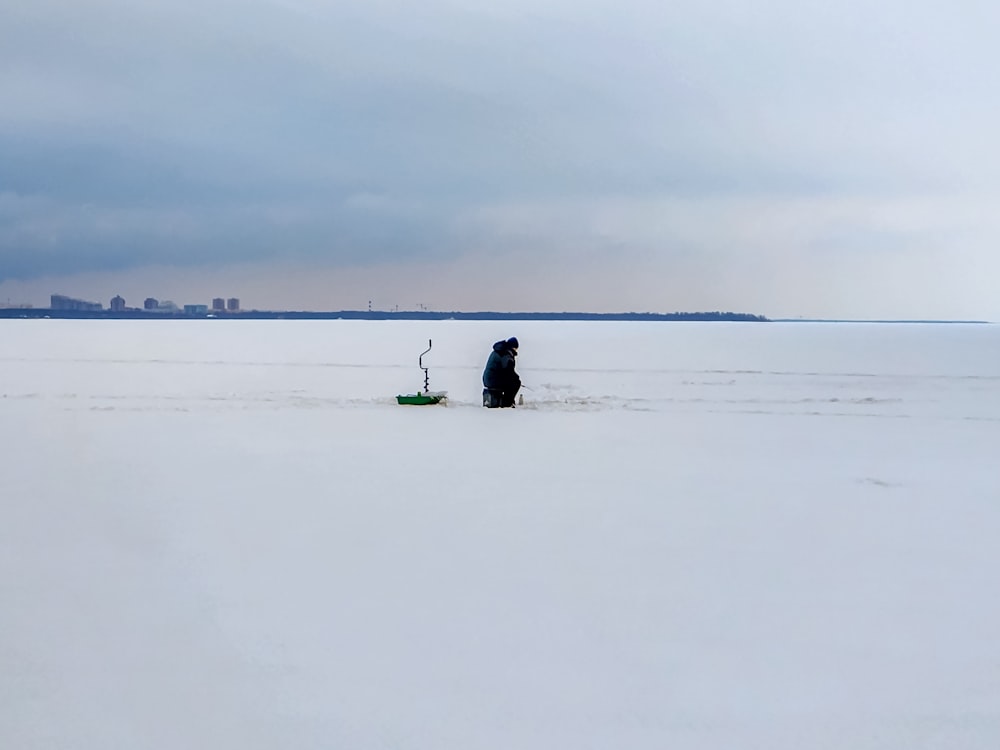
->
<box><xmin>0</xmin><ymin>310</ymin><xmax>991</xmax><ymax>323</ymax></box>
<box><xmin>0</xmin><ymin>309</ymin><xmax>769</xmax><ymax>322</ymax></box>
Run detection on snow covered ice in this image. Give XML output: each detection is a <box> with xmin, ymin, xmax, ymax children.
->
<box><xmin>2</xmin><ymin>319</ymin><xmax>999</xmax><ymax>749</ymax></box>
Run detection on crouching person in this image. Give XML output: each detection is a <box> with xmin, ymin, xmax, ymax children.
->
<box><xmin>482</xmin><ymin>337</ymin><xmax>520</xmax><ymax>408</ymax></box>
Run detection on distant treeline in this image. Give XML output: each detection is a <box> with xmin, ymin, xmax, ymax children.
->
<box><xmin>1</xmin><ymin>309</ymin><xmax>769</xmax><ymax>322</ymax></box>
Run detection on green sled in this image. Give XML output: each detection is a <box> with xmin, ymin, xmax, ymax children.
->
<box><xmin>396</xmin><ymin>391</ymin><xmax>447</xmax><ymax>406</ymax></box>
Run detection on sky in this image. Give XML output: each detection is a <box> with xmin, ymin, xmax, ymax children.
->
<box><xmin>3</xmin><ymin>320</ymin><xmax>999</xmax><ymax>748</ymax></box>
<box><xmin>1</xmin><ymin>0</ymin><xmax>999</xmax><ymax>319</ymax></box>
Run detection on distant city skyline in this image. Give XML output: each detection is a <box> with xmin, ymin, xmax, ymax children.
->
<box><xmin>33</xmin><ymin>291</ymin><xmax>770</xmax><ymax>317</ymax></box>
<box><xmin>3</xmin><ymin>1</ymin><xmax>999</xmax><ymax>321</ymax></box>
<box><xmin>44</xmin><ymin>293</ymin><xmax>241</xmax><ymax>314</ymax></box>
<box><xmin>4</xmin><ymin>291</ymin><xmax>987</xmax><ymax>322</ymax></box>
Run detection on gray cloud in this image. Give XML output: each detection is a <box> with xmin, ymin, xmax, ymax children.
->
<box><xmin>2</xmin><ymin>0</ymin><xmax>999</xmax><ymax>316</ymax></box>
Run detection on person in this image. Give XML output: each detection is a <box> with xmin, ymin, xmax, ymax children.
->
<box><xmin>482</xmin><ymin>337</ymin><xmax>521</xmax><ymax>408</ymax></box>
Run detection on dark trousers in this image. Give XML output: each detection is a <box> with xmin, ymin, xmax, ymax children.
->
<box><xmin>484</xmin><ymin>376</ymin><xmax>520</xmax><ymax>408</ymax></box>
<box><xmin>500</xmin><ymin>378</ymin><xmax>520</xmax><ymax>407</ymax></box>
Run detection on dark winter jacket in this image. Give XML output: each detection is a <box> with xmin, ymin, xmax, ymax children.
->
<box><xmin>482</xmin><ymin>340</ymin><xmax>519</xmax><ymax>390</ymax></box>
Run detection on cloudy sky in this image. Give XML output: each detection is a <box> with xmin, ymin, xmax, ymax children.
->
<box><xmin>2</xmin><ymin>0</ymin><xmax>998</xmax><ymax>318</ymax></box>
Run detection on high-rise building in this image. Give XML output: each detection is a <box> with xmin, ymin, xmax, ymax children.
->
<box><xmin>227</xmin><ymin>298</ymin><xmax>240</xmax><ymax>311</ymax></box>
<box><xmin>212</xmin><ymin>298</ymin><xmax>225</xmax><ymax>311</ymax></box>
<box><xmin>110</xmin><ymin>295</ymin><xmax>126</xmax><ymax>311</ymax></box>
<box><xmin>50</xmin><ymin>294</ymin><xmax>102</xmax><ymax>311</ymax></box>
